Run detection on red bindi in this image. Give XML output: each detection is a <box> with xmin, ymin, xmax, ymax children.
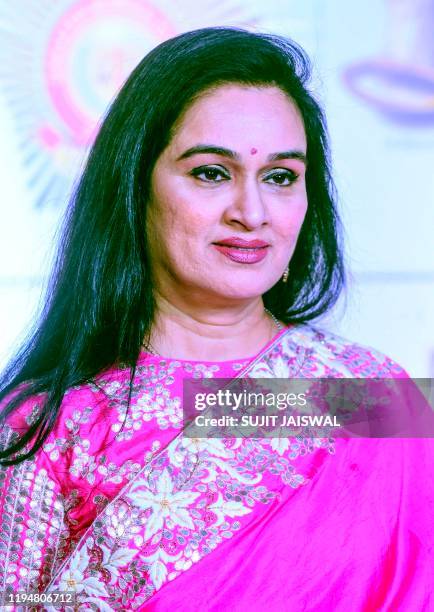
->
<box><xmin>250</xmin><ymin>147</ymin><xmax>258</xmax><ymax>155</ymax></box>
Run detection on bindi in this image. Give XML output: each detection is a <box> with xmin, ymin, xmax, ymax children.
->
<box><xmin>250</xmin><ymin>147</ymin><xmax>258</xmax><ymax>155</ymax></box>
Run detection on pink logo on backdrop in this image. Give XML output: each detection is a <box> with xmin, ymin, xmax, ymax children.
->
<box><xmin>0</xmin><ymin>0</ymin><xmax>176</xmax><ymax>207</ymax></box>
<box><xmin>40</xmin><ymin>0</ymin><xmax>176</xmax><ymax>162</ymax></box>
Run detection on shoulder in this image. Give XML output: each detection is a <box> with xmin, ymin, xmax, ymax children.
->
<box><xmin>0</xmin><ymin>364</ymin><xmax>131</xmax><ymax>458</ymax></box>
<box><xmin>280</xmin><ymin>324</ymin><xmax>408</xmax><ymax>378</ymax></box>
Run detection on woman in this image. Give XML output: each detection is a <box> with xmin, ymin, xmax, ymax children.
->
<box><xmin>0</xmin><ymin>27</ymin><xmax>431</xmax><ymax>611</ymax></box>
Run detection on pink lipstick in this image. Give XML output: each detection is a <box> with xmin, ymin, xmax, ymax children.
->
<box><xmin>213</xmin><ymin>237</ymin><xmax>269</xmax><ymax>264</ymax></box>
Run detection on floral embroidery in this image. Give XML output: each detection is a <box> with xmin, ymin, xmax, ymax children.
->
<box><xmin>127</xmin><ymin>468</ymin><xmax>201</xmax><ymax>539</ymax></box>
<box><xmin>47</xmin><ymin>435</ymin><xmax>300</xmax><ymax>607</ymax></box>
<box><xmin>0</xmin><ymin>461</ymin><xmax>67</xmax><ymax>604</ymax></box>
<box><xmin>70</xmin><ymin>445</ymin><xmax>100</xmax><ymax>485</ymax></box>
<box><xmin>56</xmin><ymin>543</ymin><xmax>109</xmax><ymax>597</ymax></box>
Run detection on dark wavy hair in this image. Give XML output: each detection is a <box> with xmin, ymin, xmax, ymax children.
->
<box><xmin>0</xmin><ymin>26</ymin><xmax>344</xmax><ymax>464</ymax></box>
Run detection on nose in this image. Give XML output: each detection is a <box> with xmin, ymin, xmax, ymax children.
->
<box><xmin>223</xmin><ymin>177</ymin><xmax>269</xmax><ymax>230</ymax></box>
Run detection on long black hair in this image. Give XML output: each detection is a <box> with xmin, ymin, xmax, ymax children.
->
<box><xmin>0</xmin><ymin>26</ymin><xmax>344</xmax><ymax>464</ymax></box>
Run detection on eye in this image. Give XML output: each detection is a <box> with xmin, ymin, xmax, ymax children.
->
<box><xmin>263</xmin><ymin>169</ymin><xmax>299</xmax><ymax>187</ymax></box>
<box><xmin>189</xmin><ymin>165</ymin><xmax>230</xmax><ymax>183</ymax></box>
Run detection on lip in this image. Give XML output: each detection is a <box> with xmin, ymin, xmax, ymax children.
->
<box><xmin>212</xmin><ymin>237</ymin><xmax>270</xmax><ymax>264</ymax></box>
<box><xmin>213</xmin><ymin>237</ymin><xmax>270</xmax><ymax>248</ymax></box>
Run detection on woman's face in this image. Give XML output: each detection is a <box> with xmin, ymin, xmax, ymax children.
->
<box><xmin>147</xmin><ymin>84</ymin><xmax>308</xmax><ymax>306</ymax></box>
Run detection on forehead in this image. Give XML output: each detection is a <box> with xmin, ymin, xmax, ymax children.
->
<box><xmin>169</xmin><ymin>84</ymin><xmax>307</xmax><ymax>153</ymax></box>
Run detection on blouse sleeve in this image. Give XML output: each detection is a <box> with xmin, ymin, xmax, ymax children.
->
<box><xmin>0</xmin><ymin>407</ymin><xmax>69</xmax><ymax>606</ymax></box>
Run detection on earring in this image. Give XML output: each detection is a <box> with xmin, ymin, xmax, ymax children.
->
<box><xmin>282</xmin><ymin>265</ymin><xmax>289</xmax><ymax>283</ymax></box>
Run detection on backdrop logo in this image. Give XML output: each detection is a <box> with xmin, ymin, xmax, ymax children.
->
<box><xmin>343</xmin><ymin>0</ymin><xmax>434</xmax><ymax>124</ymax></box>
<box><xmin>44</xmin><ymin>0</ymin><xmax>175</xmax><ymax>149</ymax></box>
<box><xmin>1</xmin><ymin>0</ymin><xmax>176</xmax><ymax>207</ymax></box>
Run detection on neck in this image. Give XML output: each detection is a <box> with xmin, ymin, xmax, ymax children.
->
<box><xmin>147</xmin><ymin>295</ymin><xmax>282</xmax><ymax>361</ymax></box>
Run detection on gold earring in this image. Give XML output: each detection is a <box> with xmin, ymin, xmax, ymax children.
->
<box><xmin>282</xmin><ymin>265</ymin><xmax>289</xmax><ymax>283</ymax></box>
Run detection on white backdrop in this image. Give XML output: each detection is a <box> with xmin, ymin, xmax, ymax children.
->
<box><xmin>0</xmin><ymin>0</ymin><xmax>433</xmax><ymax>376</ymax></box>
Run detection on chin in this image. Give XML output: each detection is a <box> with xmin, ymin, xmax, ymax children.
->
<box><xmin>211</xmin><ymin>282</ymin><xmax>276</xmax><ymax>301</ymax></box>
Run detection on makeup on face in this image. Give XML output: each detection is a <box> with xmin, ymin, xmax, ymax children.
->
<box><xmin>212</xmin><ymin>237</ymin><xmax>269</xmax><ymax>263</ymax></box>
<box><xmin>147</xmin><ymin>85</ymin><xmax>308</xmax><ymax>302</ymax></box>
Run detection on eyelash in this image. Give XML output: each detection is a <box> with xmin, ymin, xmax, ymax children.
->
<box><xmin>190</xmin><ymin>166</ymin><xmax>229</xmax><ymax>183</ymax></box>
<box><xmin>189</xmin><ymin>165</ymin><xmax>299</xmax><ymax>186</ymax></box>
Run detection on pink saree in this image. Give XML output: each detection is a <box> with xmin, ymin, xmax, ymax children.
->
<box><xmin>0</xmin><ymin>325</ymin><xmax>432</xmax><ymax>611</ymax></box>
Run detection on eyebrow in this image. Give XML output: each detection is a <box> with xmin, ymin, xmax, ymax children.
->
<box><xmin>176</xmin><ymin>144</ymin><xmax>307</xmax><ymax>165</ymax></box>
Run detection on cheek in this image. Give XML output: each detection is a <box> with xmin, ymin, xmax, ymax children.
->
<box><xmin>150</xmin><ymin>195</ymin><xmax>208</xmax><ymax>252</ymax></box>
<box><xmin>278</xmin><ymin>199</ymin><xmax>308</xmax><ymax>239</ymax></box>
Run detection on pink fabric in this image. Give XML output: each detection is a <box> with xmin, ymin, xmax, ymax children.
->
<box><xmin>0</xmin><ymin>325</ymin><xmax>432</xmax><ymax>611</ymax></box>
